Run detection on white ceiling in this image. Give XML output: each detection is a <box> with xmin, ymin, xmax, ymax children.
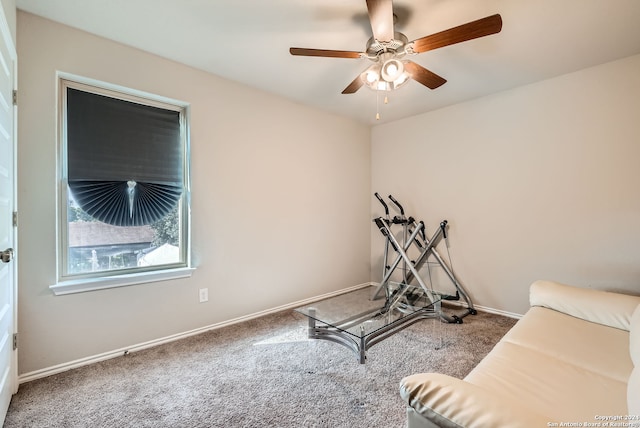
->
<box><xmin>15</xmin><ymin>0</ymin><xmax>640</xmax><ymax>125</ymax></box>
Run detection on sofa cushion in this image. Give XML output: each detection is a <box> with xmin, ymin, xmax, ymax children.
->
<box><xmin>530</xmin><ymin>280</ymin><xmax>640</xmax><ymax>331</ymax></box>
<box><xmin>465</xmin><ymin>340</ymin><xmax>628</xmax><ymax>422</ymax></box>
<box><xmin>629</xmin><ymin>367</ymin><xmax>640</xmax><ymax>415</ymax></box>
<box><xmin>631</xmin><ymin>304</ymin><xmax>640</xmax><ymax>366</ymax></box>
<box><xmin>399</xmin><ymin>373</ymin><xmax>549</xmax><ymax>428</ymax></box>
<box><xmin>501</xmin><ymin>306</ymin><xmax>632</xmax><ymax>382</ymax></box>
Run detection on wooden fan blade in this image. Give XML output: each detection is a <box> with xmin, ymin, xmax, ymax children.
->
<box><xmin>404</xmin><ymin>61</ymin><xmax>447</xmax><ymax>89</ymax></box>
<box><xmin>411</xmin><ymin>14</ymin><xmax>502</xmax><ymax>54</ymax></box>
<box><xmin>289</xmin><ymin>47</ymin><xmax>362</xmax><ymax>59</ymax></box>
<box><xmin>366</xmin><ymin>0</ymin><xmax>394</xmax><ymax>42</ymax></box>
<box><xmin>342</xmin><ymin>75</ymin><xmax>364</xmax><ymax>94</ymax></box>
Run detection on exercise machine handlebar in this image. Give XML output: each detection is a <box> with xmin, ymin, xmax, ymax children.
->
<box><xmin>374</xmin><ymin>192</ymin><xmax>389</xmax><ymax>216</ymax></box>
<box><xmin>388</xmin><ymin>195</ymin><xmax>404</xmax><ymax>215</ymax></box>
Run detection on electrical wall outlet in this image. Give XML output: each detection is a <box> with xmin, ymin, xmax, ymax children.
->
<box><xmin>199</xmin><ymin>288</ymin><xmax>209</xmax><ymax>303</ymax></box>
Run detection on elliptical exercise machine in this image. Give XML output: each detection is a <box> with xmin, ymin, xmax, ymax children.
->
<box><xmin>372</xmin><ymin>193</ymin><xmax>476</xmax><ymax>323</ymax></box>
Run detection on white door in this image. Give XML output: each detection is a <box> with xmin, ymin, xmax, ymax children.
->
<box><xmin>0</xmin><ymin>6</ymin><xmax>17</xmax><ymax>425</ymax></box>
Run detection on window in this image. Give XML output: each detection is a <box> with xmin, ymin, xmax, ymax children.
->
<box><xmin>52</xmin><ymin>75</ymin><xmax>192</xmax><ymax>294</ymax></box>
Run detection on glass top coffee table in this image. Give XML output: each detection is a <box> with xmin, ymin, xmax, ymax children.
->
<box><xmin>295</xmin><ymin>283</ymin><xmax>443</xmax><ymax>363</ymax></box>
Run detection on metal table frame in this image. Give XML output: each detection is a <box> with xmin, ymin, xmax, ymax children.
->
<box><xmin>300</xmin><ymin>289</ymin><xmax>442</xmax><ymax>364</ymax></box>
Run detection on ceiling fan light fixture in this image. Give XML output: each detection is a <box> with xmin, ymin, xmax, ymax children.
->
<box><xmin>361</xmin><ymin>60</ymin><xmax>409</xmax><ymax>92</ymax></box>
<box><xmin>361</xmin><ymin>63</ymin><xmax>380</xmax><ymax>86</ymax></box>
<box><xmin>381</xmin><ymin>58</ymin><xmax>404</xmax><ymax>82</ymax></box>
<box><xmin>365</xmin><ymin>69</ymin><xmax>379</xmax><ymax>83</ymax></box>
<box><xmin>393</xmin><ymin>70</ymin><xmax>409</xmax><ymax>86</ymax></box>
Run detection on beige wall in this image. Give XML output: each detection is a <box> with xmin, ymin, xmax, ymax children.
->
<box><xmin>371</xmin><ymin>54</ymin><xmax>640</xmax><ymax>315</ymax></box>
<box><xmin>17</xmin><ymin>11</ymin><xmax>371</xmax><ymax>375</ymax></box>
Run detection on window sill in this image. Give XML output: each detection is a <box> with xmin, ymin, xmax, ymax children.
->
<box><xmin>49</xmin><ymin>267</ymin><xmax>196</xmax><ymax>296</ymax></box>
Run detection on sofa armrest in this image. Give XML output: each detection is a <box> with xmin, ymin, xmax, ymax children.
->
<box><xmin>530</xmin><ymin>280</ymin><xmax>640</xmax><ymax>331</ymax></box>
<box><xmin>399</xmin><ymin>373</ymin><xmax>549</xmax><ymax>428</ymax></box>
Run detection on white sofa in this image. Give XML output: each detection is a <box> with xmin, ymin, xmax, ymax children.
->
<box><xmin>399</xmin><ymin>280</ymin><xmax>640</xmax><ymax>428</ymax></box>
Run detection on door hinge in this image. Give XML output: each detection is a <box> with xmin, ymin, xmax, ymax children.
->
<box><xmin>12</xmin><ymin>211</ymin><xmax>17</xmax><ymax>228</ymax></box>
<box><xmin>12</xmin><ymin>90</ymin><xmax>16</xmax><ymax>106</ymax></box>
<box><xmin>12</xmin><ymin>333</ymin><xmax>17</xmax><ymax>351</ymax></box>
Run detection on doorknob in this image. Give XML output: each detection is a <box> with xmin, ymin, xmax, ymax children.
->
<box><xmin>1</xmin><ymin>248</ymin><xmax>13</xmax><ymax>263</ymax></box>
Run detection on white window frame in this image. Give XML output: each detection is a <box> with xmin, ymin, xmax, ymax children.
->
<box><xmin>50</xmin><ymin>72</ymin><xmax>194</xmax><ymax>295</ymax></box>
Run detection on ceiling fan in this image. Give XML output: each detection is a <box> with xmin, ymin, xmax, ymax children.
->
<box><xmin>290</xmin><ymin>0</ymin><xmax>502</xmax><ymax>94</ymax></box>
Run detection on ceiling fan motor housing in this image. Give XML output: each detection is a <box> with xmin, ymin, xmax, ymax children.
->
<box><xmin>366</xmin><ymin>32</ymin><xmax>409</xmax><ymax>57</ymax></box>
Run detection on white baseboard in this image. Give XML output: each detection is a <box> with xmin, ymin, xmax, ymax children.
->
<box><xmin>428</xmin><ymin>295</ymin><xmax>524</xmax><ymax>319</ymax></box>
<box><xmin>19</xmin><ymin>282</ymin><xmax>374</xmax><ymax>384</ymax></box>
<box><xmin>453</xmin><ymin>302</ymin><xmax>523</xmax><ymax>320</ymax></box>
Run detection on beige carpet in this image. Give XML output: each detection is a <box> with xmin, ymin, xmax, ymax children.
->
<box><xmin>5</xmin><ymin>307</ymin><xmax>516</xmax><ymax>427</ymax></box>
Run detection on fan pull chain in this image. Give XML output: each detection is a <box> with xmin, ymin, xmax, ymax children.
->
<box><xmin>376</xmin><ymin>91</ymin><xmax>391</xmax><ymax>120</ymax></box>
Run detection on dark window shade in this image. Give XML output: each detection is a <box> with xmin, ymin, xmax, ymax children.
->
<box><xmin>67</xmin><ymin>87</ymin><xmax>183</xmax><ymax>226</ymax></box>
